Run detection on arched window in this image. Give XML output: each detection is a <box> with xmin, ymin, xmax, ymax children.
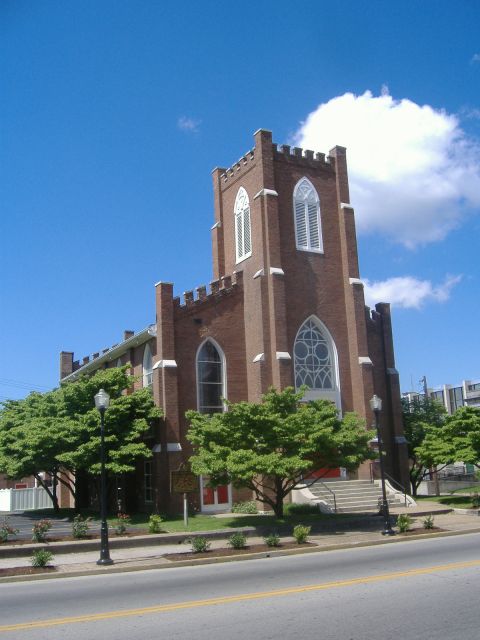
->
<box><xmin>143</xmin><ymin>343</ymin><xmax>153</xmax><ymax>388</ymax></box>
<box><xmin>234</xmin><ymin>187</ymin><xmax>252</xmax><ymax>263</ymax></box>
<box><xmin>293</xmin><ymin>316</ymin><xmax>340</xmax><ymax>407</ymax></box>
<box><xmin>196</xmin><ymin>339</ymin><xmax>225</xmax><ymax>414</ymax></box>
<box><xmin>293</xmin><ymin>178</ymin><xmax>323</xmax><ymax>253</ymax></box>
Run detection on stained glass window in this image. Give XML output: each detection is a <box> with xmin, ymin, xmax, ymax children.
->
<box><xmin>294</xmin><ymin>318</ymin><xmax>334</xmax><ymax>390</ymax></box>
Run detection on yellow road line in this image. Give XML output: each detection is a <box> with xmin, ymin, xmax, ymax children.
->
<box><xmin>1</xmin><ymin>559</ymin><xmax>479</xmax><ymax>633</ymax></box>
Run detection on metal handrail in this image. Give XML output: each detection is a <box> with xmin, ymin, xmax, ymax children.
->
<box><xmin>308</xmin><ymin>478</ymin><xmax>337</xmax><ymax>513</ymax></box>
<box><xmin>384</xmin><ymin>472</ymin><xmax>409</xmax><ymax>506</ymax></box>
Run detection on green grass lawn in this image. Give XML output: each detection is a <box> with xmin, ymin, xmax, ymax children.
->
<box><xmin>416</xmin><ymin>495</ymin><xmax>477</xmax><ymax>509</ymax></box>
<box><xmin>28</xmin><ymin>507</ymin><xmax>353</xmax><ymax>534</ymax></box>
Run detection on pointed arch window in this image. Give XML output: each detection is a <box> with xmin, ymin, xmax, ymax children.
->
<box><xmin>196</xmin><ymin>340</ymin><xmax>225</xmax><ymax>414</ymax></box>
<box><xmin>234</xmin><ymin>187</ymin><xmax>252</xmax><ymax>263</ymax></box>
<box><xmin>293</xmin><ymin>178</ymin><xmax>323</xmax><ymax>253</ymax></box>
<box><xmin>143</xmin><ymin>343</ymin><xmax>153</xmax><ymax>388</ymax></box>
<box><xmin>294</xmin><ymin>317</ymin><xmax>340</xmax><ymax>407</ymax></box>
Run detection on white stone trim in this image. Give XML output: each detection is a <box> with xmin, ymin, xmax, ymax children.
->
<box><xmin>349</xmin><ymin>278</ymin><xmax>364</xmax><ymax>286</ymax></box>
<box><xmin>210</xmin><ymin>221</ymin><xmax>221</xmax><ymax>230</ymax></box>
<box><xmin>153</xmin><ymin>359</ymin><xmax>178</xmax><ymax>369</ymax></box>
<box><xmin>269</xmin><ymin>267</ymin><xmax>284</xmax><ymax>276</ymax></box>
<box><xmin>358</xmin><ymin>357</ymin><xmax>373</xmax><ymax>366</ymax></box>
<box><xmin>341</xmin><ymin>203</ymin><xmax>353</xmax><ymax>209</ymax></box>
<box><xmin>253</xmin><ymin>268</ymin><xmax>265</xmax><ymax>279</ymax></box>
<box><xmin>253</xmin><ymin>353</ymin><xmax>265</xmax><ymax>363</ymax></box>
<box><xmin>152</xmin><ymin>443</ymin><xmax>182</xmax><ymax>453</ymax></box>
<box><xmin>276</xmin><ymin>351</ymin><xmax>291</xmax><ymax>360</ymax></box>
<box><xmin>254</xmin><ymin>188</ymin><xmax>279</xmax><ymax>199</ymax></box>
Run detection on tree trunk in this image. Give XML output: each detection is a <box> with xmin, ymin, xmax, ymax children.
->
<box><xmin>273</xmin><ymin>478</ymin><xmax>284</xmax><ymax>518</ymax></box>
<box><xmin>34</xmin><ymin>474</ymin><xmax>59</xmax><ymax>512</ymax></box>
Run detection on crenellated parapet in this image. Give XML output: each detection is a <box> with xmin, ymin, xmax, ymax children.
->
<box><xmin>273</xmin><ymin>142</ymin><xmax>336</xmax><ymax>170</ymax></box>
<box><xmin>218</xmin><ymin>149</ymin><xmax>255</xmax><ymax>184</ymax></box>
<box><xmin>173</xmin><ymin>270</ymin><xmax>244</xmax><ymax>310</ymax></box>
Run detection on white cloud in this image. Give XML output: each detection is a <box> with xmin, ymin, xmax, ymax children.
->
<box><xmin>293</xmin><ymin>91</ymin><xmax>480</xmax><ymax>247</ymax></box>
<box><xmin>471</xmin><ymin>53</ymin><xmax>480</xmax><ymax>64</ymax></box>
<box><xmin>177</xmin><ymin>116</ymin><xmax>201</xmax><ymax>133</ymax></box>
<box><xmin>363</xmin><ymin>275</ymin><xmax>462</xmax><ymax>309</ymax></box>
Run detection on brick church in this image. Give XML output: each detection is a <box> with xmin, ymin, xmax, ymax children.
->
<box><xmin>60</xmin><ymin>129</ymin><xmax>409</xmax><ymax>513</ymax></box>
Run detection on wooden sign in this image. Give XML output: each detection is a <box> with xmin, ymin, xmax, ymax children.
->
<box><xmin>171</xmin><ymin>470</ymin><xmax>198</xmax><ymax>494</ymax></box>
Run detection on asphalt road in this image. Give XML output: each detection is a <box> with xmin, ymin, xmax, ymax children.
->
<box><xmin>1</xmin><ymin>533</ymin><xmax>479</xmax><ymax>639</ymax></box>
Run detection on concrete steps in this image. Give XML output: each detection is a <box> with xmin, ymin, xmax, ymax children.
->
<box><xmin>304</xmin><ymin>479</ymin><xmax>405</xmax><ymax>514</ymax></box>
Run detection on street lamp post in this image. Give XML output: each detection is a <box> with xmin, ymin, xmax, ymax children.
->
<box><xmin>369</xmin><ymin>395</ymin><xmax>395</xmax><ymax>536</ymax></box>
<box><xmin>94</xmin><ymin>388</ymin><xmax>114</xmax><ymax>565</ymax></box>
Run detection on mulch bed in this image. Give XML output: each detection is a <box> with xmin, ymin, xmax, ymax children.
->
<box><xmin>0</xmin><ymin>566</ymin><xmax>57</xmax><ymax>577</ymax></box>
<box><xmin>1</xmin><ymin>530</ymin><xmax>150</xmax><ymax>546</ymax></box>
<box><xmin>164</xmin><ymin>542</ymin><xmax>313</xmax><ymax>560</ymax></box>
<box><xmin>400</xmin><ymin>527</ymin><xmax>446</xmax><ymax>536</ymax></box>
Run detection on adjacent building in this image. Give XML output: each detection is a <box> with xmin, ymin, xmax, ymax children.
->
<box><xmin>60</xmin><ymin>129</ymin><xmax>409</xmax><ymax>513</ymax></box>
<box><xmin>403</xmin><ymin>379</ymin><xmax>480</xmax><ymax>414</ymax></box>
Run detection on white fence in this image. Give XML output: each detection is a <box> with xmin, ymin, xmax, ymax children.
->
<box><xmin>0</xmin><ymin>487</ymin><xmax>52</xmax><ymax>511</ymax></box>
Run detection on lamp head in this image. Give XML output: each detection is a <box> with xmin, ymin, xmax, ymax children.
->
<box><xmin>94</xmin><ymin>389</ymin><xmax>110</xmax><ymax>412</ymax></box>
<box><xmin>370</xmin><ymin>394</ymin><xmax>382</xmax><ymax>412</ymax></box>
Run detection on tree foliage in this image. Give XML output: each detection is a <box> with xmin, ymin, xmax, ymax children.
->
<box><xmin>186</xmin><ymin>387</ymin><xmax>374</xmax><ymax>517</ymax></box>
<box><xmin>0</xmin><ymin>367</ymin><xmax>161</xmax><ymax>510</ymax></box>
<box><xmin>401</xmin><ymin>396</ymin><xmax>447</xmax><ymax>495</ymax></box>
<box><xmin>417</xmin><ymin>406</ymin><xmax>480</xmax><ymax>470</ymax></box>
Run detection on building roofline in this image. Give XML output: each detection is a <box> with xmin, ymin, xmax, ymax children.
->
<box><xmin>61</xmin><ymin>324</ymin><xmax>156</xmax><ymax>383</ymax></box>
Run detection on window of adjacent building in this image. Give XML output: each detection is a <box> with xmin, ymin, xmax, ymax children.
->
<box><xmin>449</xmin><ymin>386</ymin><xmax>464</xmax><ymax>412</ymax></box>
<box><xmin>196</xmin><ymin>339</ymin><xmax>225</xmax><ymax>414</ymax></box>
<box><xmin>293</xmin><ymin>177</ymin><xmax>323</xmax><ymax>253</ymax></box>
<box><xmin>144</xmin><ymin>461</ymin><xmax>153</xmax><ymax>503</ymax></box>
<box><xmin>293</xmin><ymin>316</ymin><xmax>340</xmax><ymax>408</ymax></box>
<box><xmin>234</xmin><ymin>187</ymin><xmax>252</xmax><ymax>263</ymax></box>
<box><xmin>430</xmin><ymin>390</ymin><xmax>444</xmax><ymax>406</ymax></box>
<box><xmin>143</xmin><ymin>343</ymin><xmax>153</xmax><ymax>388</ymax></box>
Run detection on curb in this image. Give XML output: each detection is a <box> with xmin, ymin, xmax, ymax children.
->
<box><xmin>2</xmin><ymin>526</ymin><xmax>480</xmax><ymax>585</ymax></box>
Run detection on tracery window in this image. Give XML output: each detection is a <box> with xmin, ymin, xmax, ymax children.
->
<box><xmin>294</xmin><ymin>317</ymin><xmax>335</xmax><ymax>391</ymax></box>
<box><xmin>293</xmin><ymin>178</ymin><xmax>323</xmax><ymax>253</ymax></box>
<box><xmin>196</xmin><ymin>340</ymin><xmax>225</xmax><ymax>414</ymax></box>
<box><xmin>143</xmin><ymin>343</ymin><xmax>153</xmax><ymax>388</ymax></box>
<box><xmin>234</xmin><ymin>187</ymin><xmax>252</xmax><ymax>263</ymax></box>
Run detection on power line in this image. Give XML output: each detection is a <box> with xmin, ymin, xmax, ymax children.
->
<box><xmin>0</xmin><ymin>378</ymin><xmax>51</xmax><ymax>392</ymax></box>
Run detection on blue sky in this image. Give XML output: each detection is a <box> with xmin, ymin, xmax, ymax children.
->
<box><xmin>1</xmin><ymin>0</ymin><xmax>479</xmax><ymax>400</ymax></box>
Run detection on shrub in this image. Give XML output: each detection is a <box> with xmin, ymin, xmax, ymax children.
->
<box><xmin>72</xmin><ymin>514</ymin><xmax>91</xmax><ymax>539</ymax></box>
<box><xmin>264</xmin><ymin>533</ymin><xmax>280</xmax><ymax>547</ymax></box>
<box><xmin>228</xmin><ymin>532</ymin><xmax>247</xmax><ymax>549</ymax></box>
<box><xmin>471</xmin><ymin>493</ymin><xmax>480</xmax><ymax>509</ymax></box>
<box><xmin>114</xmin><ymin>513</ymin><xmax>131</xmax><ymax>535</ymax></box>
<box><xmin>191</xmin><ymin>536</ymin><xmax>211</xmax><ymax>553</ymax></box>
<box><xmin>0</xmin><ymin>518</ymin><xmax>19</xmax><ymax>543</ymax></box>
<box><xmin>285</xmin><ymin>503</ymin><xmax>319</xmax><ymax>516</ymax></box>
<box><xmin>148</xmin><ymin>514</ymin><xmax>164</xmax><ymax>534</ymax></box>
<box><xmin>423</xmin><ymin>515</ymin><xmax>435</xmax><ymax>530</ymax></box>
<box><xmin>397</xmin><ymin>514</ymin><xmax>413</xmax><ymax>533</ymax></box>
<box><xmin>32</xmin><ymin>519</ymin><xmax>52</xmax><ymax>543</ymax></box>
<box><xmin>292</xmin><ymin>524</ymin><xmax>311</xmax><ymax>544</ymax></box>
<box><xmin>231</xmin><ymin>501</ymin><xmax>258</xmax><ymax>514</ymax></box>
<box><xmin>31</xmin><ymin>549</ymin><xmax>53</xmax><ymax>568</ymax></box>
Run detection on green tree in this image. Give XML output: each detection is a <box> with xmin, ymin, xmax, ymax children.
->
<box><xmin>0</xmin><ymin>367</ymin><xmax>161</xmax><ymax>510</ymax></box>
<box><xmin>402</xmin><ymin>396</ymin><xmax>447</xmax><ymax>496</ymax></box>
<box><xmin>417</xmin><ymin>405</ymin><xmax>480</xmax><ymax>471</ymax></box>
<box><xmin>186</xmin><ymin>387</ymin><xmax>374</xmax><ymax>517</ymax></box>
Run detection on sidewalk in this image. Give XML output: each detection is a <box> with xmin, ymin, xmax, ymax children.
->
<box><xmin>1</xmin><ymin>503</ymin><xmax>479</xmax><ymax>582</ymax></box>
